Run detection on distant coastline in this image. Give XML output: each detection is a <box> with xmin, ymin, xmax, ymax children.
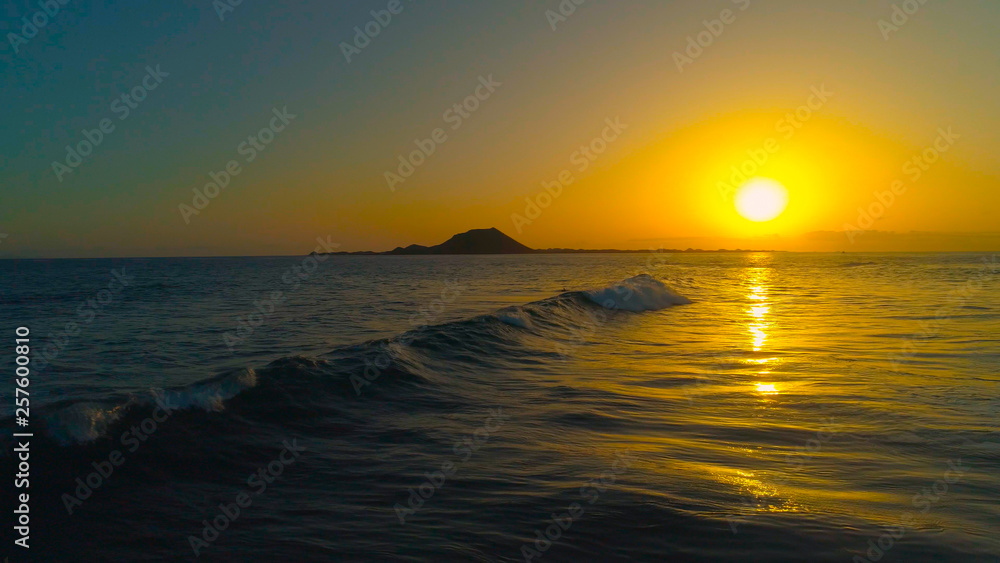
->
<box><xmin>310</xmin><ymin>228</ymin><xmax>778</xmax><ymax>256</ymax></box>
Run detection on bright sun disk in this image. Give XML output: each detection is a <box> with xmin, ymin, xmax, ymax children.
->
<box><xmin>734</xmin><ymin>178</ymin><xmax>789</xmax><ymax>222</ymax></box>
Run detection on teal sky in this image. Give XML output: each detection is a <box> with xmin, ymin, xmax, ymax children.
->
<box><xmin>2</xmin><ymin>0</ymin><xmax>999</xmax><ymax>257</ymax></box>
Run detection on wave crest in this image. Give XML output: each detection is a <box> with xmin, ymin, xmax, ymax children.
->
<box><xmin>20</xmin><ymin>275</ymin><xmax>688</xmax><ymax>445</ymax></box>
<box><xmin>583</xmin><ymin>274</ymin><xmax>691</xmax><ymax>312</ymax></box>
<box><xmin>41</xmin><ymin>368</ymin><xmax>258</xmax><ymax>445</ymax></box>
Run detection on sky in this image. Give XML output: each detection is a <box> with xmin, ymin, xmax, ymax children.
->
<box><xmin>1</xmin><ymin>0</ymin><xmax>998</xmax><ymax>258</ymax></box>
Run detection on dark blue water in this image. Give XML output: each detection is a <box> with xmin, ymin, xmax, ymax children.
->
<box><xmin>1</xmin><ymin>253</ymin><xmax>998</xmax><ymax>562</ymax></box>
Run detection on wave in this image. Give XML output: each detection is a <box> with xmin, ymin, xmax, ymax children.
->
<box><xmin>492</xmin><ymin>306</ymin><xmax>534</xmax><ymax>328</ymax></box>
<box><xmin>39</xmin><ymin>369</ymin><xmax>259</xmax><ymax>445</ymax></box>
<box><xmin>6</xmin><ymin>275</ymin><xmax>688</xmax><ymax>446</ymax></box>
<box><xmin>583</xmin><ymin>273</ymin><xmax>691</xmax><ymax>311</ymax></box>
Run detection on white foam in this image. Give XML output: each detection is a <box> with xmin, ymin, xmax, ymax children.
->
<box><xmin>44</xmin><ymin>401</ymin><xmax>134</xmax><ymax>444</ymax></box>
<box><xmin>493</xmin><ymin>307</ymin><xmax>533</xmax><ymax>328</ymax></box>
<box><xmin>44</xmin><ymin>368</ymin><xmax>258</xmax><ymax>445</ymax></box>
<box><xmin>584</xmin><ymin>274</ymin><xmax>691</xmax><ymax>312</ymax></box>
<box><xmin>154</xmin><ymin>368</ymin><xmax>258</xmax><ymax>412</ymax></box>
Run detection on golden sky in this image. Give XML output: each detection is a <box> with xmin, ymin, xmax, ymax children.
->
<box><xmin>2</xmin><ymin>1</ymin><xmax>998</xmax><ymax>257</ymax></box>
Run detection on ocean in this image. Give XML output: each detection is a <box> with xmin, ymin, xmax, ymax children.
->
<box><xmin>2</xmin><ymin>252</ymin><xmax>998</xmax><ymax>562</ymax></box>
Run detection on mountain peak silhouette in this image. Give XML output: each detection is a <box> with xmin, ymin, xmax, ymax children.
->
<box><xmin>388</xmin><ymin>228</ymin><xmax>534</xmax><ymax>255</ymax></box>
<box><xmin>311</xmin><ymin>228</ymin><xmax>777</xmax><ymax>256</ymax></box>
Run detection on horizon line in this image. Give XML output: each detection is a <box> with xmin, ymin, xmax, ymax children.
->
<box><xmin>2</xmin><ymin>249</ymin><xmax>999</xmax><ymax>261</ymax></box>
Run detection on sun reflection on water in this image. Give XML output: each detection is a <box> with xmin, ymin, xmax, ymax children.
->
<box><xmin>756</xmin><ymin>383</ymin><xmax>779</xmax><ymax>395</ymax></box>
<box><xmin>742</xmin><ymin>260</ymin><xmax>782</xmax><ymax>399</ymax></box>
<box><xmin>745</xmin><ymin>267</ymin><xmax>773</xmax><ymax>353</ymax></box>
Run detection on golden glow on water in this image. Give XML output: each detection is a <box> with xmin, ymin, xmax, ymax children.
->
<box><xmin>553</xmin><ymin>254</ymin><xmax>999</xmax><ymax>551</ymax></box>
<box><xmin>756</xmin><ymin>383</ymin><xmax>779</xmax><ymax>395</ymax></box>
<box><xmin>712</xmin><ymin>468</ymin><xmax>805</xmax><ymax>515</ymax></box>
<box><xmin>745</xmin><ymin>266</ymin><xmax>773</xmax><ymax>353</ymax></box>
<box><xmin>743</xmin><ymin>260</ymin><xmax>782</xmax><ymax>402</ymax></box>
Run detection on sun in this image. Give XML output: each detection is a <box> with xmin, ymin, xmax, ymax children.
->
<box><xmin>734</xmin><ymin>178</ymin><xmax>789</xmax><ymax>222</ymax></box>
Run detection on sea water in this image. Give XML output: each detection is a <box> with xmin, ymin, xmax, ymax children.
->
<box><xmin>1</xmin><ymin>252</ymin><xmax>998</xmax><ymax>561</ymax></box>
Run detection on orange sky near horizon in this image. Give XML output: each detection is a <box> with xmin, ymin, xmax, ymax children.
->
<box><xmin>2</xmin><ymin>1</ymin><xmax>998</xmax><ymax>258</ymax></box>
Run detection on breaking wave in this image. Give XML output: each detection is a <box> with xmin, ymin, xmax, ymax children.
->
<box><xmin>8</xmin><ymin>275</ymin><xmax>688</xmax><ymax>446</ymax></box>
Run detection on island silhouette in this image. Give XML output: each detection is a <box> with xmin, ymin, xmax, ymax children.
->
<box><xmin>311</xmin><ymin>228</ymin><xmax>774</xmax><ymax>255</ymax></box>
